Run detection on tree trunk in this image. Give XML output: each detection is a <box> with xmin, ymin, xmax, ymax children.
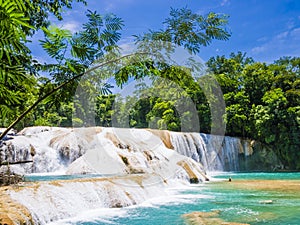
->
<box><xmin>0</xmin><ymin>52</ymin><xmax>148</xmax><ymax>141</ymax></box>
<box><xmin>1</xmin><ymin>160</ymin><xmax>33</xmax><ymax>166</ymax></box>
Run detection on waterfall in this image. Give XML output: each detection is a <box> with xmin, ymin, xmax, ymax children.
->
<box><xmin>0</xmin><ymin>127</ymin><xmax>209</xmax><ymax>182</ymax></box>
<box><xmin>0</xmin><ymin>126</ymin><xmax>254</xmax><ymax>174</ymax></box>
<box><xmin>0</xmin><ymin>126</ymin><xmax>253</xmax><ymax>174</ymax></box>
<box><xmin>1</xmin><ymin>127</ymin><xmax>211</xmax><ymax>224</ymax></box>
<box><xmin>0</xmin><ymin>126</ymin><xmax>275</xmax><ymax>224</ymax></box>
<box><xmin>8</xmin><ymin>174</ymin><xmax>168</xmax><ymax>224</ymax></box>
<box><xmin>1</xmin><ymin>128</ymin><xmax>72</xmax><ymax>173</ymax></box>
<box><xmin>0</xmin><ymin>126</ymin><xmax>261</xmax><ymax>224</ymax></box>
<box><xmin>170</xmin><ymin>132</ymin><xmax>251</xmax><ymax>172</ymax></box>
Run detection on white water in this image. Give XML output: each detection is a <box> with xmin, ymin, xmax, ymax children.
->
<box><xmin>1</xmin><ymin>127</ymin><xmax>252</xmax><ymax>174</ymax></box>
<box><xmin>9</xmin><ymin>175</ymin><xmax>168</xmax><ymax>224</ymax></box>
<box><xmin>47</xmin><ymin>183</ymin><xmax>213</xmax><ymax>225</ymax></box>
<box><xmin>0</xmin><ymin>126</ymin><xmax>253</xmax><ymax>224</ymax></box>
<box><xmin>170</xmin><ymin>132</ymin><xmax>252</xmax><ymax>171</ymax></box>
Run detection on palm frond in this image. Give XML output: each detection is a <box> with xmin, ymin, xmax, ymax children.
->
<box><xmin>0</xmin><ymin>0</ymin><xmax>33</xmax><ymax>64</ymax></box>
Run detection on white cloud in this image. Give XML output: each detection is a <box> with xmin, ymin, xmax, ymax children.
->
<box><xmin>257</xmin><ymin>36</ymin><xmax>268</xmax><ymax>42</ymax></box>
<box><xmin>119</xmin><ymin>37</ymin><xmax>137</xmax><ymax>55</ymax></box>
<box><xmin>285</xmin><ymin>19</ymin><xmax>295</xmax><ymax>30</ymax></box>
<box><xmin>250</xmin><ymin>27</ymin><xmax>300</xmax><ymax>61</ymax></box>
<box><xmin>196</xmin><ymin>1</ymin><xmax>228</xmax><ymax>15</ymax></box>
<box><xmin>35</xmin><ymin>56</ymin><xmax>56</xmax><ymax>64</ymax></box>
<box><xmin>102</xmin><ymin>0</ymin><xmax>135</xmax><ymax>11</ymax></box>
<box><xmin>290</xmin><ymin>27</ymin><xmax>300</xmax><ymax>39</ymax></box>
<box><xmin>64</xmin><ymin>9</ymin><xmax>82</xmax><ymax>17</ymax></box>
<box><xmin>104</xmin><ymin>2</ymin><xmax>115</xmax><ymax>11</ymax></box>
<box><xmin>220</xmin><ymin>0</ymin><xmax>230</xmax><ymax>6</ymax></box>
<box><xmin>59</xmin><ymin>21</ymin><xmax>80</xmax><ymax>33</ymax></box>
<box><xmin>275</xmin><ymin>31</ymin><xmax>288</xmax><ymax>40</ymax></box>
<box><xmin>251</xmin><ymin>46</ymin><xmax>266</xmax><ymax>54</ymax></box>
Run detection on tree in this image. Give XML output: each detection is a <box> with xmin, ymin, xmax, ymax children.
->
<box><xmin>251</xmin><ymin>57</ymin><xmax>300</xmax><ymax>169</ymax></box>
<box><xmin>206</xmin><ymin>52</ymin><xmax>254</xmax><ymax>137</ymax></box>
<box><xmin>0</xmin><ymin>0</ymin><xmax>35</xmax><ymax>126</ymax></box>
<box><xmin>0</xmin><ymin>0</ymin><xmax>87</xmax><ymax>133</ymax></box>
<box><xmin>95</xmin><ymin>94</ymin><xmax>116</xmax><ymax>127</ymax></box>
<box><xmin>135</xmin><ymin>7</ymin><xmax>231</xmax><ymax>54</ymax></box>
<box><xmin>25</xmin><ymin>0</ymin><xmax>87</xmax><ymax>34</ymax></box>
<box><xmin>0</xmin><ymin>0</ymin><xmax>88</xmax><ymax>120</ymax></box>
<box><xmin>1</xmin><ymin>6</ymin><xmax>231</xmax><ymax>140</ymax></box>
<box><xmin>224</xmin><ymin>90</ymin><xmax>250</xmax><ymax>137</ymax></box>
<box><xmin>0</xmin><ymin>9</ymin><xmax>124</xmax><ymax>138</ymax></box>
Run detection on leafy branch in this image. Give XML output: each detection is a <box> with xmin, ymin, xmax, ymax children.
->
<box><xmin>0</xmin><ymin>52</ymin><xmax>149</xmax><ymax>140</ymax></box>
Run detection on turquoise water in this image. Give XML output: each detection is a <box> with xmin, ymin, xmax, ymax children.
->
<box><xmin>55</xmin><ymin>172</ymin><xmax>300</xmax><ymax>225</ymax></box>
<box><xmin>212</xmin><ymin>171</ymin><xmax>300</xmax><ymax>180</ymax></box>
<box><xmin>25</xmin><ymin>174</ymin><xmax>107</xmax><ymax>182</ymax></box>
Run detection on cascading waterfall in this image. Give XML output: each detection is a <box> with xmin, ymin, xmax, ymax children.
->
<box><xmin>1</xmin><ymin>127</ymin><xmax>71</xmax><ymax>173</ymax></box>
<box><xmin>0</xmin><ymin>126</ymin><xmax>254</xmax><ymax>224</ymax></box>
<box><xmin>0</xmin><ymin>126</ymin><xmax>252</xmax><ymax>174</ymax></box>
<box><xmin>9</xmin><ymin>174</ymin><xmax>168</xmax><ymax>224</ymax></box>
<box><xmin>170</xmin><ymin>132</ymin><xmax>252</xmax><ymax>171</ymax></box>
<box><xmin>1</xmin><ymin>126</ymin><xmax>210</xmax><ymax>223</ymax></box>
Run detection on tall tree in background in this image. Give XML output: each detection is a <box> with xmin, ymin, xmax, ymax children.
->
<box><xmin>251</xmin><ymin>57</ymin><xmax>300</xmax><ymax>169</ymax></box>
<box><xmin>207</xmin><ymin>53</ymin><xmax>300</xmax><ymax>170</ymax></box>
<box><xmin>206</xmin><ymin>52</ymin><xmax>254</xmax><ymax>137</ymax></box>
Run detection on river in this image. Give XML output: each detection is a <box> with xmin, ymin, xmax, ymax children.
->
<box><xmin>27</xmin><ymin>172</ymin><xmax>298</xmax><ymax>225</ymax></box>
<box><xmin>2</xmin><ymin>127</ymin><xmax>298</xmax><ymax>224</ymax></box>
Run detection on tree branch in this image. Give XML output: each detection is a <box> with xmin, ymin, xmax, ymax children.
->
<box><xmin>0</xmin><ymin>52</ymin><xmax>149</xmax><ymax>141</ymax></box>
<box><xmin>1</xmin><ymin>160</ymin><xmax>33</xmax><ymax>166</ymax></box>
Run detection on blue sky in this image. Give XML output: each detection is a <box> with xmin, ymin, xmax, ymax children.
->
<box><xmin>29</xmin><ymin>0</ymin><xmax>300</xmax><ymax>63</ymax></box>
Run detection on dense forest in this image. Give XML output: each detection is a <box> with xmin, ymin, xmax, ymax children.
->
<box><xmin>0</xmin><ymin>0</ymin><xmax>299</xmax><ymax>169</ymax></box>
<box><xmin>89</xmin><ymin>54</ymin><xmax>300</xmax><ymax>170</ymax></box>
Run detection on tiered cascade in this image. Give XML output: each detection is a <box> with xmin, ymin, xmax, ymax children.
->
<box><xmin>170</xmin><ymin>132</ymin><xmax>252</xmax><ymax>171</ymax></box>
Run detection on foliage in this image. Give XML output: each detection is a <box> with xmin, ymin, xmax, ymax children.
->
<box><xmin>0</xmin><ymin>0</ymin><xmax>35</xmax><ymax>125</ymax></box>
<box><xmin>207</xmin><ymin>54</ymin><xmax>300</xmax><ymax>170</ymax></box>
<box><xmin>0</xmin><ymin>4</ymin><xmax>124</xmax><ymax>136</ymax></box>
<box><xmin>135</xmin><ymin>7</ymin><xmax>231</xmax><ymax>54</ymax></box>
<box><xmin>95</xmin><ymin>95</ymin><xmax>116</xmax><ymax>127</ymax></box>
<box><xmin>0</xmin><ymin>0</ymin><xmax>88</xmax><ymax>128</ymax></box>
<box><xmin>25</xmin><ymin>0</ymin><xmax>87</xmax><ymax>33</ymax></box>
<box><xmin>1</xmin><ymin>1</ymin><xmax>298</xmax><ymax>170</ymax></box>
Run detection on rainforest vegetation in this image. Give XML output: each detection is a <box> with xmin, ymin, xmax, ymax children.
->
<box><xmin>0</xmin><ymin>0</ymin><xmax>299</xmax><ymax>169</ymax></box>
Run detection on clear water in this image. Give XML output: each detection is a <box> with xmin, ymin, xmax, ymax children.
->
<box><xmin>52</xmin><ymin>172</ymin><xmax>300</xmax><ymax>225</ymax></box>
<box><xmin>25</xmin><ymin>173</ymin><xmax>112</xmax><ymax>182</ymax></box>
<box><xmin>211</xmin><ymin>171</ymin><xmax>300</xmax><ymax>180</ymax></box>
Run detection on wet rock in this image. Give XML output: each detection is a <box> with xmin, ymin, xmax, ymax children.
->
<box><xmin>182</xmin><ymin>210</ymin><xmax>250</xmax><ymax>225</ymax></box>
